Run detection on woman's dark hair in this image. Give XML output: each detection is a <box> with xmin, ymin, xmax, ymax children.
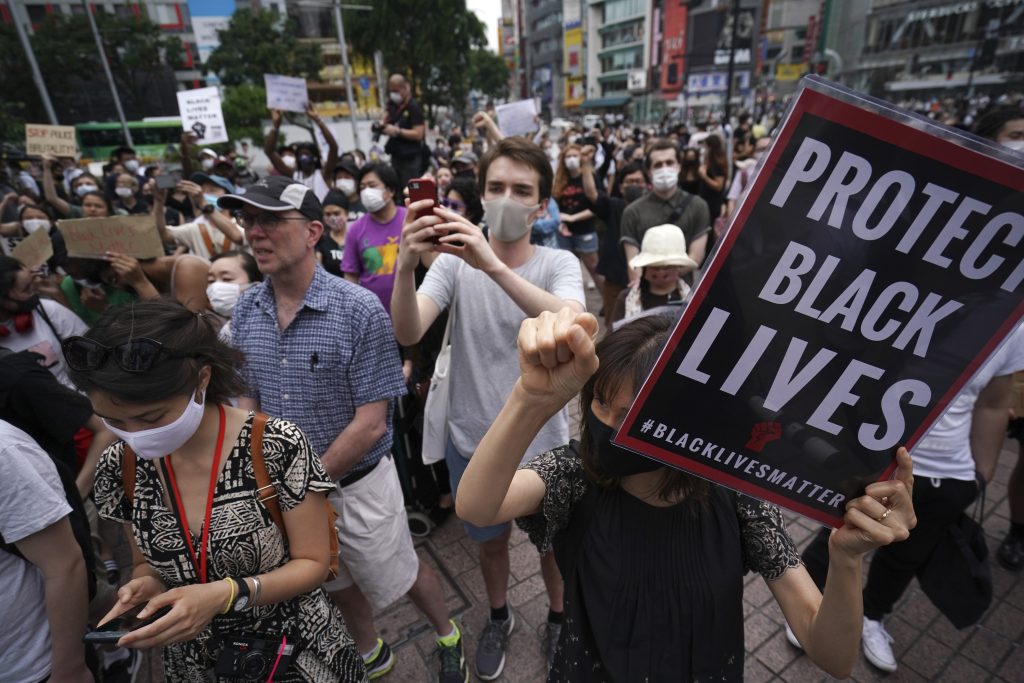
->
<box><xmin>67</xmin><ymin>297</ymin><xmax>247</xmax><ymax>405</ymax></box>
<box><xmin>211</xmin><ymin>250</ymin><xmax>263</xmax><ymax>284</ymax></box>
<box><xmin>0</xmin><ymin>255</ymin><xmax>26</xmax><ymax>299</ymax></box>
<box><xmin>18</xmin><ymin>202</ymin><xmax>53</xmax><ymax>222</ymax></box>
<box><xmin>973</xmin><ymin>106</ymin><xmax>1024</xmax><ymax>141</ymax></box>
<box><xmin>579</xmin><ymin>315</ymin><xmax>710</xmax><ymax>504</ymax></box>
<box><xmin>446</xmin><ymin>177</ymin><xmax>483</xmax><ymax>225</ymax></box>
<box><xmin>704</xmin><ymin>133</ymin><xmax>728</xmax><ymax>170</ymax></box>
<box><xmin>358</xmin><ymin>161</ymin><xmax>402</xmax><ymax>196</ymax></box>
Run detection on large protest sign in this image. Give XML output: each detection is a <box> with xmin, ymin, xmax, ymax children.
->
<box><xmin>176</xmin><ymin>87</ymin><xmax>229</xmax><ymax>144</ymax></box>
<box><xmin>616</xmin><ymin>77</ymin><xmax>1024</xmax><ymax>527</ymax></box>
<box><xmin>58</xmin><ymin>216</ymin><xmax>165</xmax><ymax>260</ymax></box>
<box><xmin>495</xmin><ymin>99</ymin><xmax>539</xmax><ymax>138</ymax></box>
<box><xmin>25</xmin><ymin>124</ymin><xmax>77</xmax><ymax>157</ymax></box>
<box><xmin>264</xmin><ymin>74</ymin><xmax>309</xmax><ymax>113</ymax></box>
<box><xmin>11</xmin><ymin>229</ymin><xmax>53</xmax><ymax>269</ymax></box>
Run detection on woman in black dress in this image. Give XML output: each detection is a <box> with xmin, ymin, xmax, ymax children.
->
<box><xmin>457</xmin><ymin>310</ymin><xmax>916</xmax><ymax>682</ymax></box>
<box><xmin>66</xmin><ymin>299</ymin><xmax>366</xmax><ymax>682</ymax></box>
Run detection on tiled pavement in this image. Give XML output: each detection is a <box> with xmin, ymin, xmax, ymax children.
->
<box><xmin>131</xmin><ymin>282</ymin><xmax>1024</xmax><ymax>681</ymax></box>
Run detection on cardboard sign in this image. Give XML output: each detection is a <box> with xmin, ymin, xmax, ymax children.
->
<box><xmin>176</xmin><ymin>87</ymin><xmax>229</xmax><ymax>144</ymax></box>
<box><xmin>25</xmin><ymin>124</ymin><xmax>78</xmax><ymax>157</ymax></box>
<box><xmin>495</xmin><ymin>99</ymin><xmax>539</xmax><ymax>138</ymax></box>
<box><xmin>11</xmin><ymin>229</ymin><xmax>53</xmax><ymax>269</ymax></box>
<box><xmin>58</xmin><ymin>216</ymin><xmax>165</xmax><ymax>260</ymax></box>
<box><xmin>616</xmin><ymin>77</ymin><xmax>1024</xmax><ymax>527</ymax></box>
<box><xmin>264</xmin><ymin>74</ymin><xmax>309</xmax><ymax>113</ymax></box>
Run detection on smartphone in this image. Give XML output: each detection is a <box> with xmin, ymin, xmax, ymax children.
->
<box><xmin>83</xmin><ymin>604</ymin><xmax>171</xmax><ymax>644</ymax></box>
<box><xmin>407</xmin><ymin>178</ymin><xmax>437</xmax><ymax>211</ymax></box>
<box><xmin>155</xmin><ymin>172</ymin><xmax>182</xmax><ymax>190</ymax></box>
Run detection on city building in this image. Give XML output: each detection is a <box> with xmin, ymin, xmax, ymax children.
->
<box><xmin>525</xmin><ymin>0</ymin><xmax>565</xmax><ymax>117</ymax></box>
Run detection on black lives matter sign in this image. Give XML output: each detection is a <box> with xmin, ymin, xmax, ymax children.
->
<box><xmin>617</xmin><ymin>78</ymin><xmax>1024</xmax><ymax>526</ymax></box>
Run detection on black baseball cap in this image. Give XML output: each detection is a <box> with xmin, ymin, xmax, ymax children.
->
<box><xmin>217</xmin><ymin>175</ymin><xmax>322</xmax><ymax>221</ymax></box>
<box><xmin>335</xmin><ymin>158</ymin><xmax>359</xmax><ymax>178</ymax></box>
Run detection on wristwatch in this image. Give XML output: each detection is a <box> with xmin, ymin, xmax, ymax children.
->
<box><xmin>232</xmin><ymin>577</ymin><xmax>253</xmax><ymax>612</ymax></box>
<box><xmin>201</xmin><ymin>203</ymin><xmax>216</xmax><ymax>214</ymax></box>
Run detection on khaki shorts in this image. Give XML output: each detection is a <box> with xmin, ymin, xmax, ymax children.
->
<box><xmin>322</xmin><ymin>456</ymin><xmax>419</xmax><ymax>610</ymax></box>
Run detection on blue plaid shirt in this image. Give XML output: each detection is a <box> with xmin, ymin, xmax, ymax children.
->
<box><xmin>231</xmin><ymin>266</ymin><xmax>406</xmax><ymax>475</ymax></box>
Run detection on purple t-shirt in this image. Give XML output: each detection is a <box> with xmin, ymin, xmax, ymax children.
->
<box><xmin>341</xmin><ymin>205</ymin><xmax>406</xmax><ymax>312</ymax></box>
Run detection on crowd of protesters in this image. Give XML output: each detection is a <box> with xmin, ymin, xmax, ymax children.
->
<box><xmin>0</xmin><ymin>76</ymin><xmax>1021</xmax><ymax>683</ymax></box>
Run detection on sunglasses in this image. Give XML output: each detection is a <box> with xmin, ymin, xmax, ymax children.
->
<box><xmin>441</xmin><ymin>198</ymin><xmax>466</xmax><ymax>213</ymax></box>
<box><xmin>62</xmin><ymin>336</ymin><xmax>188</xmax><ymax>373</ymax></box>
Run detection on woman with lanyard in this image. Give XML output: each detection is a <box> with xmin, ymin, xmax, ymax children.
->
<box><xmin>66</xmin><ymin>299</ymin><xmax>366</xmax><ymax>682</ymax></box>
<box><xmin>457</xmin><ymin>309</ymin><xmax>918</xmax><ymax>682</ymax></box>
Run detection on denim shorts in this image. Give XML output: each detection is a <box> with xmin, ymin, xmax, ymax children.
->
<box><xmin>446</xmin><ymin>437</ymin><xmax>512</xmax><ymax>543</ymax></box>
<box><xmin>557</xmin><ymin>231</ymin><xmax>599</xmax><ymax>254</ymax></box>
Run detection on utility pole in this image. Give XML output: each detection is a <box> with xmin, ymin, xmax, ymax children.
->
<box><xmin>82</xmin><ymin>0</ymin><xmax>133</xmax><ymax>147</ymax></box>
<box><xmin>332</xmin><ymin>2</ymin><xmax>372</xmax><ymax>151</ymax></box>
<box><xmin>9</xmin><ymin>0</ymin><xmax>58</xmax><ymax>124</ymax></box>
<box><xmin>723</xmin><ymin>0</ymin><xmax>741</xmax><ymax>127</ymax></box>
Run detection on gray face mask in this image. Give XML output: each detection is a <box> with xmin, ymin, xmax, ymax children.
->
<box><xmin>482</xmin><ymin>196</ymin><xmax>539</xmax><ymax>242</ymax></box>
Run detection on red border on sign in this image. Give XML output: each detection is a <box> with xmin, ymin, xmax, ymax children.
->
<box><xmin>615</xmin><ymin>86</ymin><xmax>1024</xmax><ymax>527</ymax></box>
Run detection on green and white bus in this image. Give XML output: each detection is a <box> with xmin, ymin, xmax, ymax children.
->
<box><xmin>75</xmin><ymin>117</ymin><xmax>182</xmax><ymax>162</ymax></box>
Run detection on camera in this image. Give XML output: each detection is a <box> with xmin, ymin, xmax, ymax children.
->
<box><xmin>371</xmin><ymin>122</ymin><xmax>385</xmax><ymax>142</ymax></box>
<box><xmin>214</xmin><ymin>635</ymin><xmax>297</xmax><ymax>680</ymax></box>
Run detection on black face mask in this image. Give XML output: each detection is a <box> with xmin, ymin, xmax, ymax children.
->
<box><xmin>6</xmin><ymin>294</ymin><xmax>39</xmax><ymax>314</ymax></box>
<box><xmin>585</xmin><ymin>407</ymin><xmax>661</xmax><ymax>477</ymax></box>
<box><xmin>622</xmin><ymin>186</ymin><xmax>645</xmax><ymax>204</ymax></box>
<box><xmin>455</xmin><ymin>169</ymin><xmax>475</xmax><ymax>179</ymax></box>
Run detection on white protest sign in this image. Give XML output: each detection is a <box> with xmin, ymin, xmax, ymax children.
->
<box><xmin>176</xmin><ymin>87</ymin><xmax>229</xmax><ymax>144</ymax></box>
<box><xmin>264</xmin><ymin>74</ymin><xmax>309</xmax><ymax>113</ymax></box>
<box><xmin>495</xmin><ymin>99</ymin><xmax>539</xmax><ymax>138</ymax></box>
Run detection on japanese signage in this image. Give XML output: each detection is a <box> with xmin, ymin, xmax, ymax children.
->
<box><xmin>25</xmin><ymin>124</ymin><xmax>77</xmax><ymax>158</ymax></box>
<box><xmin>689</xmin><ymin>5</ymin><xmax>758</xmax><ymax>69</ymax></box>
<box><xmin>176</xmin><ymin>87</ymin><xmax>229</xmax><ymax>145</ymax></box>
<box><xmin>264</xmin><ymin>74</ymin><xmax>309</xmax><ymax>113</ymax></box>
<box><xmin>616</xmin><ymin>77</ymin><xmax>1024</xmax><ymax>526</ymax></box>
<box><xmin>58</xmin><ymin>216</ymin><xmax>165</xmax><ymax>260</ymax></box>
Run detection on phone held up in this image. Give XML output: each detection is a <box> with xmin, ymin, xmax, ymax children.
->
<box><xmin>407</xmin><ymin>178</ymin><xmax>444</xmax><ymax>244</ymax></box>
<box><xmin>83</xmin><ymin>604</ymin><xmax>172</xmax><ymax>644</ymax></box>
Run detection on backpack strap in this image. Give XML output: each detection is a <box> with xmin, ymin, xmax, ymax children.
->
<box><xmin>666</xmin><ymin>192</ymin><xmax>694</xmax><ymax>226</ymax></box>
<box><xmin>250</xmin><ymin>413</ymin><xmax>285</xmax><ymax>534</ymax></box>
<box><xmin>198</xmin><ymin>222</ymin><xmax>230</xmax><ymax>256</ymax></box>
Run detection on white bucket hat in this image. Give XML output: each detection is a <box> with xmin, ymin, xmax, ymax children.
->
<box><xmin>629</xmin><ymin>224</ymin><xmax>699</xmax><ymax>270</ymax></box>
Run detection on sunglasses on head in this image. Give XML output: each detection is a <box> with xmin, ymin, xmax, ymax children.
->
<box><xmin>62</xmin><ymin>336</ymin><xmax>189</xmax><ymax>373</ymax></box>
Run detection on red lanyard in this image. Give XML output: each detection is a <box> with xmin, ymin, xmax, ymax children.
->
<box><xmin>162</xmin><ymin>404</ymin><xmax>226</xmax><ymax>584</ymax></box>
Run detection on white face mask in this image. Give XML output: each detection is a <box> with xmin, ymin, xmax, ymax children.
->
<box><xmin>564</xmin><ymin>157</ymin><xmax>581</xmax><ymax>172</ymax></box>
<box><xmin>205</xmin><ymin>281</ymin><xmax>243</xmax><ymax>317</ymax></box>
<box><xmin>360</xmin><ymin>187</ymin><xmax>389</xmax><ymax>213</ymax></box>
<box><xmin>483</xmin><ymin>196</ymin><xmax>539</xmax><ymax>242</ymax></box>
<box><xmin>201</xmin><ymin>158</ymin><xmax>216</xmax><ymax>171</ymax></box>
<box><xmin>281</xmin><ymin>155</ymin><xmax>296</xmax><ymax>170</ymax></box>
<box><xmin>652</xmin><ymin>166</ymin><xmax>680</xmax><ymax>193</ymax></box>
<box><xmin>115</xmin><ymin>187</ymin><xmax>134</xmax><ymax>198</ymax></box>
<box><xmin>337</xmin><ymin>178</ymin><xmax>356</xmax><ymax>196</ymax></box>
<box><xmin>389</xmin><ymin>91</ymin><xmax>403</xmax><ymax>104</ymax></box>
<box><xmin>1002</xmin><ymin>139</ymin><xmax>1024</xmax><ymax>152</ymax></box>
<box><xmin>103</xmin><ymin>390</ymin><xmax>206</xmax><ymax>459</ymax></box>
<box><xmin>22</xmin><ymin>218</ymin><xmax>50</xmax><ymax>235</ymax></box>
<box><xmin>123</xmin><ymin>159</ymin><xmax>140</xmax><ymax>173</ymax></box>
<box><xmin>75</xmin><ymin>184</ymin><xmax>97</xmax><ymax>197</ymax></box>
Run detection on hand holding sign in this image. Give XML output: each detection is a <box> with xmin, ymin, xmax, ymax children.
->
<box><xmin>830</xmin><ymin>447</ymin><xmax>915</xmax><ymax>558</ymax></box>
<box><xmin>517</xmin><ymin>308</ymin><xmax>600</xmax><ymax>409</ymax></box>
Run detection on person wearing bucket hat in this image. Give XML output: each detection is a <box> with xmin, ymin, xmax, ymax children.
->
<box><xmin>153</xmin><ymin>172</ymin><xmax>244</xmax><ymax>260</ymax></box>
<box><xmin>612</xmin><ymin>224</ymin><xmax>697</xmax><ymax>324</ymax></box>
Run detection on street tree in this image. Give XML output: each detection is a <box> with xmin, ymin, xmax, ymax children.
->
<box><xmin>204</xmin><ymin>9</ymin><xmax>323</xmax><ymax>87</ymax></box>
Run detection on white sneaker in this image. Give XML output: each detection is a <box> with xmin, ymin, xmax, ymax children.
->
<box><xmin>784</xmin><ymin>622</ymin><xmax>802</xmax><ymax>649</ymax></box>
<box><xmin>861</xmin><ymin>617</ymin><xmax>897</xmax><ymax>672</ymax></box>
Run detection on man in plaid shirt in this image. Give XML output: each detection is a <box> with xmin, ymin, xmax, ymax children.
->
<box><xmin>224</xmin><ymin>176</ymin><xmax>467</xmax><ymax>682</ymax></box>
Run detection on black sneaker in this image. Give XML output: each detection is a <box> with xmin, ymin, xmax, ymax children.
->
<box><xmin>998</xmin><ymin>533</ymin><xmax>1024</xmax><ymax>572</ymax></box>
<box><xmin>475</xmin><ymin>612</ymin><xmax>515</xmax><ymax>681</ymax></box>
<box><xmin>102</xmin><ymin>648</ymin><xmax>142</xmax><ymax>683</ymax></box>
<box><xmin>436</xmin><ymin>622</ymin><xmax>468</xmax><ymax>683</ymax></box>
<box><xmin>364</xmin><ymin>639</ymin><xmax>395</xmax><ymax>680</ymax></box>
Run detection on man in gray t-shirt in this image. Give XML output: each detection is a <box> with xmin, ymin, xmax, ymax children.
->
<box><xmin>393</xmin><ymin>138</ymin><xmax>585</xmax><ymax>679</ymax></box>
<box><xmin>620</xmin><ymin>139</ymin><xmax>711</xmax><ymax>286</ymax></box>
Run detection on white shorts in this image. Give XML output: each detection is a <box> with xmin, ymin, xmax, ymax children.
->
<box><xmin>322</xmin><ymin>456</ymin><xmax>419</xmax><ymax>610</ymax></box>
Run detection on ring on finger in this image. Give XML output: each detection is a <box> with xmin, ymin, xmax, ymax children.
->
<box><xmin>876</xmin><ymin>507</ymin><xmax>893</xmax><ymax>523</ymax></box>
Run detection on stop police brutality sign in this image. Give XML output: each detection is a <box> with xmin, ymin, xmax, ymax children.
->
<box><xmin>617</xmin><ymin>77</ymin><xmax>1024</xmax><ymax>527</ymax></box>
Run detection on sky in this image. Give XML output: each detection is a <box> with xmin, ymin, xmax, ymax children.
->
<box><xmin>467</xmin><ymin>0</ymin><xmax>500</xmax><ymax>52</ymax></box>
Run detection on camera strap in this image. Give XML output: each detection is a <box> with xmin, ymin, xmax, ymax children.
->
<box><xmin>159</xmin><ymin>404</ymin><xmax>227</xmax><ymax>584</ymax></box>
<box><xmin>266</xmin><ymin>634</ymin><xmax>289</xmax><ymax>683</ymax></box>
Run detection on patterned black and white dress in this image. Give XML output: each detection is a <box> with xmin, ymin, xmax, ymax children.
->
<box><xmin>517</xmin><ymin>445</ymin><xmax>802</xmax><ymax>682</ymax></box>
<box><xmin>95</xmin><ymin>414</ymin><xmax>367</xmax><ymax>682</ymax></box>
